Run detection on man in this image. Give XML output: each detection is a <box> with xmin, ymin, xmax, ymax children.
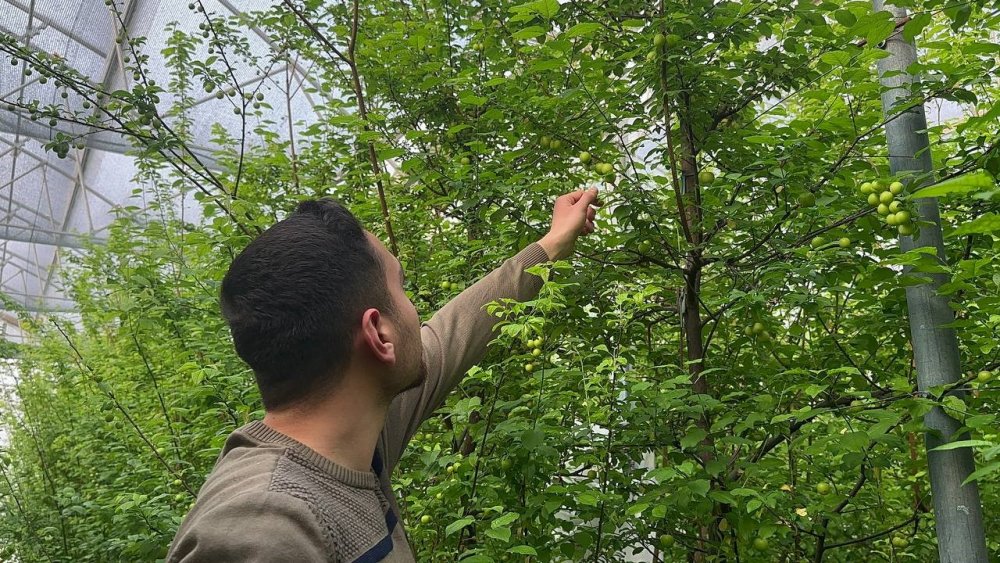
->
<box><xmin>167</xmin><ymin>188</ymin><xmax>600</xmax><ymax>562</ymax></box>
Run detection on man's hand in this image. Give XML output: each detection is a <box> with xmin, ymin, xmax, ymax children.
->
<box><xmin>538</xmin><ymin>188</ymin><xmax>602</xmax><ymax>261</ymax></box>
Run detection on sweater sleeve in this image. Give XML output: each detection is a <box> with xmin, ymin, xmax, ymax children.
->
<box><xmin>381</xmin><ymin>242</ymin><xmax>550</xmax><ymax>471</ymax></box>
<box><xmin>167</xmin><ymin>491</ymin><xmax>328</xmax><ymax>563</ymax></box>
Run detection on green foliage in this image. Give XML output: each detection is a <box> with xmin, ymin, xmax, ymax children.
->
<box><xmin>1</xmin><ymin>0</ymin><xmax>999</xmax><ymax>561</ymax></box>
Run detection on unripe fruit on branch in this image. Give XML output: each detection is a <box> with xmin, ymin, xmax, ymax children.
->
<box><xmin>698</xmin><ymin>170</ymin><xmax>715</xmax><ymax>185</ymax></box>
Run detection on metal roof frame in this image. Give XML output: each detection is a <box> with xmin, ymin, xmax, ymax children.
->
<box><xmin>1</xmin><ymin>0</ymin><xmax>323</xmax><ymax>339</ymax></box>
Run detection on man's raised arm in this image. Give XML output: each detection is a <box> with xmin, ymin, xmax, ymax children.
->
<box><xmin>382</xmin><ymin>188</ymin><xmax>601</xmax><ymax>470</ymax></box>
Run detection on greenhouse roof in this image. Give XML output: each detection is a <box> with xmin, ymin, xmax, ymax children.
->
<box><xmin>0</xmin><ymin>0</ymin><xmax>320</xmax><ymax>341</ymax></box>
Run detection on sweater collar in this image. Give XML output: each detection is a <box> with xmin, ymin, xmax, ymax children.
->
<box><xmin>241</xmin><ymin>420</ymin><xmax>380</xmax><ymax>490</ymax></box>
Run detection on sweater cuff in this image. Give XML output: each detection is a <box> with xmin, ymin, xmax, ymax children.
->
<box><xmin>514</xmin><ymin>242</ymin><xmax>551</xmax><ymax>269</ymax></box>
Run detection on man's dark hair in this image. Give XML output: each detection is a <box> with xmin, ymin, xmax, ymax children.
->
<box><xmin>220</xmin><ymin>198</ymin><xmax>394</xmax><ymax>411</ymax></box>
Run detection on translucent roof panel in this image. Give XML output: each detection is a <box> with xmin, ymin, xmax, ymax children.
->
<box><xmin>0</xmin><ymin>0</ymin><xmax>321</xmax><ymax>340</ymax></box>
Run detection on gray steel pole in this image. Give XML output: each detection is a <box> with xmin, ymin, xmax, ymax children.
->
<box><xmin>872</xmin><ymin>2</ymin><xmax>988</xmax><ymax>561</ymax></box>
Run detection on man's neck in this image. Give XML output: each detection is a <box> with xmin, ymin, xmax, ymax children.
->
<box><xmin>262</xmin><ymin>380</ymin><xmax>389</xmax><ymax>473</ymax></box>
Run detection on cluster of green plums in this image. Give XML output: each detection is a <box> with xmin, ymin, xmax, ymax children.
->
<box><xmin>646</xmin><ymin>32</ymin><xmax>681</xmax><ymax>61</ymax></box>
<box><xmin>860</xmin><ymin>180</ymin><xmax>917</xmax><ymax>236</ymax></box>
<box><xmin>438</xmin><ymin>280</ymin><xmax>461</xmax><ymax>291</ymax></box>
<box><xmin>522</xmin><ymin>335</ymin><xmax>544</xmax><ymax>373</ymax></box>
<box><xmin>744</xmin><ymin>321</ymin><xmax>772</xmax><ymax>342</ymax></box>
<box><xmin>574</xmin><ymin>150</ymin><xmax>617</xmax><ymax>179</ymax></box>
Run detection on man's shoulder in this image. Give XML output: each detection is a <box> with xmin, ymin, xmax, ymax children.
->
<box><xmin>166</xmin><ymin>485</ymin><xmax>327</xmax><ymax>562</ymax></box>
<box><xmin>200</xmin><ymin>430</ymin><xmax>288</xmax><ymax>499</ymax></box>
<box><xmin>167</xmin><ymin>440</ymin><xmax>330</xmax><ymax>562</ymax></box>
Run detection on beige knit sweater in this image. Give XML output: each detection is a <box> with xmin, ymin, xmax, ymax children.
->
<box><xmin>167</xmin><ymin>242</ymin><xmax>549</xmax><ymax>562</ymax></box>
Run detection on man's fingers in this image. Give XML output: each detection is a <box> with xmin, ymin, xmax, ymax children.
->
<box><xmin>561</xmin><ymin>190</ymin><xmax>586</xmax><ymax>205</ymax></box>
<box><xmin>559</xmin><ymin>187</ymin><xmax>602</xmax><ymax>209</ymax></box>
<box><xmin>577</xmin><ymin>188</ymin><xmax>600</xmax><ymax>208</ymax></box>
<box><xmin>587</xmin><ymin>207</ymin><xmax>596</xmax><ymax>222</ymax></box>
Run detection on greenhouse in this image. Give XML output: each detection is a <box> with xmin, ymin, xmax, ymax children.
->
<box><xmin>0</xmin><ymin>0</ymin><xmax>998</xmax><ymax>561</ymax></box>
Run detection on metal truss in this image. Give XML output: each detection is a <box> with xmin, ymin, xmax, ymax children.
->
<box><xmin>1</xmin><ymin>0</ymin><xmax>323</xmax><ymax>335</ymax></box>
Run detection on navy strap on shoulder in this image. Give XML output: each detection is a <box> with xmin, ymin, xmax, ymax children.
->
<box><xmin>352</xmin><ymin>448</ymin><xmax>398</xmax><ymax>562</ymax></box>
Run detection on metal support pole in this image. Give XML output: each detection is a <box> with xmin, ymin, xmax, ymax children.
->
<box><xmin>873</xmin><ymin>2</ymin><xmax>988</xmax><ymax>561</ymax></box>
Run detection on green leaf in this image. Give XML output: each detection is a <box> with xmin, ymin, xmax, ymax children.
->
<box><xmin>910</xmin><ymin>171</ymin><xmax>996</xmax><ymax>199</ymax></box>
<box><xmin>680</xmin><ymin>427</ymin><xmax>707</xmax><ymax>449</ymax></box>
<box><xmin>626</xmin><ymin>502</ymin><xmax>650</xmax><ymax>516</ymax></box>
<box><xmin>509</xmin><ymin>546</ymin><xmax>538</xmax><ymax>555</ymax></box>
<box><xmin>510</xmin><ymin>0</ymin><xmax>558</xmax><ymax>21</ymax></box>
<box><xmin>484</xmin><ymin>527</ymin><xmax>511</xmax><ymax>542</ymax></box>
<box><xmin>804</xmin><ymin>384</ymin><xmax>827</xmax><ymax>398</ymax></box>
<box><xmin>944</xmin><ymin>4</ymin><xmax>971</xmax><ymax>30</ymax></box>
<box><xmin>709</xmin><ymin>490</ymin><xmax>736</xmax><ymax>505</ymax></box>
<box><xmin>949</xmin><ymin>213</ymin><xmax>1000</xmax><ymax>237</ymax></box>
<box><xmin>512</xmin><ymin>26</ymin><xmax>547</xmax><ymax>41</ymax></box>
<box><xmin>688</xmin><ymin>479</ymin><xmax>711</xmax><ymax>496</ymax></box>
<box><xmin>930</xmin><ymin>439</ymin><xmax>993</xmax><ymax>452</ymax></box>
<box><xmin>940</xmin><ymin>395</ymin><xmax>967</xmax><ymax>422</ymax></box>
<box><xmin>743</xmin><ymin>135</ymin><xmax>778</xmax><ymax>144</ymax></box>
<box><xmin>834</xmin><ymin>10</ymin><xmax>856</xmax><ymax>27</ymax></box>
<box><xmin>564</xmin><ymin>22</ymin><xmax>601</xmax><ymax>38</ymax></box>
<box><xmin>491</xmin><ymin>512</ymin><xmax>519</xmax><ymax>529</ymax></box>
<box><xmin>819</xmin><ymin>50</ymin><xmax>851</xmax><ymax>67</ymax></box>
<box><xmin>459</xmin><ymin>91</ymin><xmax>488</xmax><ymax>107</ymax></box>
<box><xmin>445</xmin><ymin>517</ymin><xmax>475</xmax><ymax>536</ymax></box>
<box><xmin>962</xmin><ymin>460</ymin><xmax>1000</xmax><ymax>486</ymax></box>
<box><xmin>531</xmin><ymin>0</ymin><xmax>559</xmax><ymax>19</ymax></box>
<box><xmin>577</xmin><ymin>490</ymin><xmax>600</xmax><ymax>506</ymax></box>
<box><xmin>528</xmin><ymin>59</ymin><xmax>564</xmax><ymax>73</ymax></box>
<box><xmin>853</xmin><ymin>11</ymin><xmax>896</xmax><ymax>45</ymax></box>
<box><xmin>521</xmin><ymin>429</ymin><xmax>544</xmax><ymax>450</ymax></box>
<box><xmin>903</xmin><ymin>13</ymin><xmax>932</xmax><ymax>41</ymax></box>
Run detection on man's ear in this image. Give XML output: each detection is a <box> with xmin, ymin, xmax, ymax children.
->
<box><xmin>360</xmin><ymin>308</ymin><xmax>396</xmax><ymax>366</ymax></box>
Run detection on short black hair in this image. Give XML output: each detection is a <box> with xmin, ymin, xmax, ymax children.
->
<box><xmin>220</xmin><ymin>198</ymin><xmax>394</xmax><ymax>411</ymax></box>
